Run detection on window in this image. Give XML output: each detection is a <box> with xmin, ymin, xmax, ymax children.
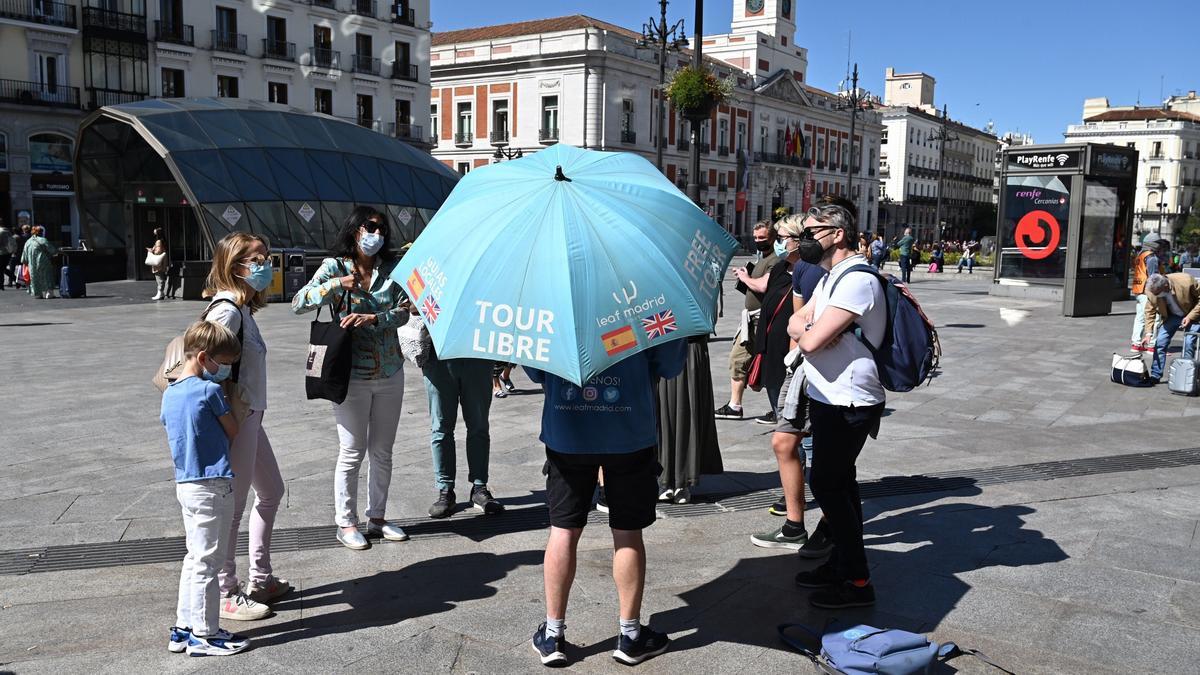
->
<box><xmin>161</xmin><ymin>68</ymin><xmax>184</xmax><ymax>97</ymax></box>
<box><xmin>457</xmin><ymin>101</ymin><xmax>473</xmax><ymax>135</ymax></box>
<box><xmin>395</xmin><ymin>99</ymin><xmax>411</xmax><ymax>125</ymax></box>
<box><xmin>492</xmin><ymin>99</ymin><xmax>508</xmax><ymax>139</ymax></box>
<box><xmin>217</xmin><ymin>75</ymin><xmax>238</xmax><ymax>98</ymax></box>
<box><xmin>1150</xmin><ymin>166</ymin><xmax>1161</xmax><ymax>182</ymax></box>
<box><xmin>356</xmin><ymin>33</ymin><xmax>372</xmax><ymax>57</ymax></box>
<box><xmin>314</xmin><ymin>87</ymin><xmax>332</xmax><ymax>114</ymax></box>
<box><xmin>313</xmin><ymin>25</ymin><xmax>333</xmax><ymax>67</ymax></box>
<box><xmin>430</xmin><ymin>102</ymin><xmax>438</xmax><ymax>138</ymax></box>
<box><xmin>737</xmin><ymin>121</ymin><xmax>746</xmax><ymax>153</ymax></box>
<box><xmin>357</xmin><ymin>93</ymin><xmax>374</xmax><ymax>127</ymax></box>
<box><xmin>759</xmin><ymin>126</ymin><xmax>767</xmax><ymax>153</ymax></box>
<box><xmin>718</xmin><ymin>118</ymin><xmax>728</xmax><ymax>148</ymax></box>
<box><xmin>457</xmin><ymin>161</ymin><xmax>470</xmax><ymax>176</ymax></box>
<box><xmin>541</xmin><ymin>96</ymin><xmax>558</xmax><ymax>132</ymax></box>
<box><xmin>1153</xmin><ymin>141</ymin><xmax>1163</xmax><ymax>157</ymax></box>
<box><xmin>37</xmin><ymin>53</ymin><xmax>60</xmax><ymax>93</ymax></box>
<box><xmin>621</xmin><ymin>99</ymin><xmax>634</xmax><ymax>133</ymax></box>
<box><xmin>395</xmin><ymin>40</ymin><xmax>411</xmax><ymax>67</ymax></box>
<box><xmin>215</xmin><ymin>6</ymin><xmax>237</xmax><ymax>47</ymax></box>
<box><xmin>268</xmin><ymin>81</ymin><xmax>288</xmax><ymax>104</ymax></box>
<box><xmin>266</xmin><ymin>16</ymin><xmax>287</xmax><ymax>58</ymax></box>
<box><xmin>29</xmin><ymin>133</ymin><xmax>73</xmax><ymax>173</ymax></box>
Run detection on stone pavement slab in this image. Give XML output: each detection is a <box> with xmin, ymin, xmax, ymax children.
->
<box><xmin>2</xmin><ymin>265</ymin><xmax>1200</xmax><ymax>673</ymax></box>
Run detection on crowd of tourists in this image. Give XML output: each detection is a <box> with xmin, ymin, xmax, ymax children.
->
<box><xmin>0</xmin><ymin>218</ymin><xmax>61</xmax><ymax>298</ymax></box>
<box><xmin>158</xmin><ymin>197</ymin><xmax>893</xmax><ymax>665</ymax></box>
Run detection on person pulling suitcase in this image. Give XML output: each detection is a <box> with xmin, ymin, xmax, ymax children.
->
<box><xmin>1139</xmin><ymin>273</ymin><xmax>1200</xmax><ymax>386</ymax></box>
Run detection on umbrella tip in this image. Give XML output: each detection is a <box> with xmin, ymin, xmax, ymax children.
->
<box><xmin>554</xmin><ymin>165</ymin><xmax>572</xmax><ymax>182</ymax></box>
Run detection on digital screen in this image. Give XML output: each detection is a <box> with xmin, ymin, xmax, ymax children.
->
<box><xmin>1080</xmin><ymin>183</ymin><xmax>1118</xmax><ymax>271</ymax></box>
<box><xmin>998</xmin><ymin>175</ymin><xmax>1071</xmax><ymax>282</ymax></box>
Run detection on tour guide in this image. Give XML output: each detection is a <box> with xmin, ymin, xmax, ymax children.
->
<box><xmin>523</xmin><ymin>338</ymin><xmax>686</xmax><ymax>667</ymax></box>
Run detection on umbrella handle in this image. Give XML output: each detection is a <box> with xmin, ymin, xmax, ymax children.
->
<box><xmin>554</xmin><ymin>165</ymin><xmax>572</xmax><ymax>182</ymax></box>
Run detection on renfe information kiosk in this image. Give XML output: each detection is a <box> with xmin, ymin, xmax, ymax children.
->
<box><xmin>992</xmin><ymin>142</ymin><xmax>1139</xmax><ymax>317</ymax></box>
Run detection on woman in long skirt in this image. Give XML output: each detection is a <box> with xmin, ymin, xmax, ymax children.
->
<box><xmin>656</xmin><ymin>335</ymin><xmax>723</xmax><ymax>503</ymax></box>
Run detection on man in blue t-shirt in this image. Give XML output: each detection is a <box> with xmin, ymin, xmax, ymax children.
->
<box><xmin>524</xmin><ymin>339</ymin><xmax>686</xmax><ymax>667</ymax></box>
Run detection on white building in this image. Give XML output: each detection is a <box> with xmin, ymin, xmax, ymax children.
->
<box><xmin>1064</xmin><ymin>94</ymin><xmax>1200</xmax><ymax>241</ymax></box>
<box><xmin>429</xmin><ymin>1</ymin><xmax>882</xmax><ymax>242</ymax></box>
<box><xmin>0</xmin><ymin>0</ymin><xmax>432</xmax><ymax>248</ymax></box>
<box><xmin>878</xmin><ymin>68</ymin><xmax>998</xmax><ymax>243</ymax></box>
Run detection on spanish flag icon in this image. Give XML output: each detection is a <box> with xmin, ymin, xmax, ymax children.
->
<box><xmin>601</xmin><ymin>325</ymin><xmax>637</xmax><ymax>356</ymax></box>
<box><xmin>406</xmin><ymin>269</ymin><xmax>425</xmax><ymax>299</ymax></box>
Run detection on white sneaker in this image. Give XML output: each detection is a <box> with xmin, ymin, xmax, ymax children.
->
<box><xmin>367</xmin><ymin>521</ymin><xmax>409</xmax><ymax>541</ymax></box>
<box><xmin>219</xmin><ymin>590</ymin><xmax>272</xmax><ymax>621</ymax></box>
<box><xmin>245</xmin><ymin>575</ymin><xmax>292</xmax><ymax>604</ymax></box>
<box><xmin>186</xmin><ymin>628</ymin><xmax>250</xmax><ymax>656</ymax></box>
<box><xmin>658</xmin><ymin>488</ymin><xmax>675</xmax><ymax>503</ymax></box>
<box><xmin>151</xmin><ymin>293</ymin><xmax>162</xmax><ymax>300</ymax></box>
<box><xmin>673</xmin><ymin>487</ymin><xmax>691</xmax><ymax>504</ymax></box>
<box><xmin>336</xmin><ymin>527</ymin><xmax>369</xmax><ymax>550</ymax></box>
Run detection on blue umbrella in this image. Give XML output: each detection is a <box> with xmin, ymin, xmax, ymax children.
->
<box><xmin>394</xmin><ymin>144</ymin><xmax>738</xmax><ymax>385</ymax></box>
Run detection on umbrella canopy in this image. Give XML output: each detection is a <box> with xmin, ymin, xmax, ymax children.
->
<box><xmin>395</xmin><ymin>144</ymin><xmax>737</xmax><ymax>385</ymax></box>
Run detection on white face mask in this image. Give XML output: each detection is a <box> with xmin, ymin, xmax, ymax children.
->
<box><xmin>359</xmin><ymin>232</ymin><xmax>384</xmax><ymax>257</ymax></box>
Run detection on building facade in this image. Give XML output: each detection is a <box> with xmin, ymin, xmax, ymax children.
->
<box><xmin>878</xmin><ymin>68</ymin><xmax>998</xmax><ymax>243</ymax></box>
<box><xmin>1064</xmin><ymin>94</ymin><xmax>1200</xmax><ymax>242</ymax></box>
<box><xmin>0</xmin><ymin>0</ymin><xmax>432</xmax><ymax>249</ymax></box>
<box><xmin>429</xmin><ymin>2</ymin><xmax>881</xmax><ymax>242</ymax></box>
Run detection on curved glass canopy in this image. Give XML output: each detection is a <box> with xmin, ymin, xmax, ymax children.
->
<box><xmin>76</xmin><ymin>98</ymin><xmax>457</xmax><ymax>260</ymax></box>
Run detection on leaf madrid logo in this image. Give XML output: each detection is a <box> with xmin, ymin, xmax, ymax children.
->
<box><xmin>601</xmin><ymin>325</ymin><xmax>637</xmax><ymax>356</ymax></box>
<box><xmin>641</xmin><ymin>310</ymin><xmax>677</xmax><ymax>339</ymax></box>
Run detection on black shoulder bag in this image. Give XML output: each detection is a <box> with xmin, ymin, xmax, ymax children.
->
<box><xmin>305</xmin><ymin>261</ymin><xmax>355</xmax><ymax>404</ymax></box>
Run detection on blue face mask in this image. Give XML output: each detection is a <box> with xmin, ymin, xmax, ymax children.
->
<box><xmin>773</xmin><ymin>238</ymin><xmax>789</xmax><ymax>258</ymax></box>
<box><xmin>242</xmin><ymin>261</ymin><xmax>273</xmax><ymax>292</ymax></box>
<box><xmin>202</xmin><ymin>360</ymin><xmax>233</xmax><ymax>383</ymax></box>
<box><xmin>359</xmin><ymin>232</ymin><xmax>384</xmax><ymax>257</ymax></box>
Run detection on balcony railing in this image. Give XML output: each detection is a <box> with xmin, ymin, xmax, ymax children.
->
<box><xmin>0</xmin><ymin>78</ymin><xmax>79</xmax><ymax>108</ymax></box>
<box><xmin>351</xmin><ymin>54</ymin><xmax>381</xmax><ymax>75</ymax></box>
<box><xmin>311</xmin><ymin>0</ymin><xmax>337</xmax><ymax>8</ymax></box>
<box><xmin>391</xmin><ymin>62</ymin><xmax>418</xmax><ymax>81</ymax></box>
<box><xmin>489</xmin><ymin>129</ymin><xmax>509</xmax><ymax>145</ymax></box>
<box><xmin>868</xmin><ymin>167</ymin><xmax>876</xmax><ymax>176</ymax></box>
<box><xmin>717</xmin><ymin>182</ymin><xmax>728</xmax><ymax>192</ymax></box>
<box><xmin>676</xmin><ymin>138</ymin><xmax>690</xmax><ymax>151</ymax></box>
<box><xmin>0</xmin><ymin>0</ymin><xmax>76</xmax><ymax>28</ymax></box>
<box><xmin>699</xmin><ymin>142</ymin><xmax>710</xmax><ymax>154</ymax></box>
<box><xmin>154</xmin><ymin>20</ymin><xmax>193</xmax><ymax>46</ymax></box>
<box><xmin>754</xmin><ymin>152</ymin><xmax>802</xmax><ymax>167</ymax></box>
<box><xmin>83</xmin><ymin>6</ymin><xmax>146</xmax><ymax>34</ymax></box>
<box><xmin>308</xmin><ymin>47</ymin><xmax>340</xmax><ymax>70</ymax></box>
<box><xmin>87</xmin><ymin>87</ymin><xmax>145</xmax><ymax>109</ymax></box>
<box><xmin>350</xmin><ymin>0</ymin><xmax>376</xmax><ymax>18</ymax></box>
<box><xmin>262</xmin><ymin>39</ymin><xmax>296</xmax><ymax>61</ymax></box>
<box><xmin>391</xmin><ymin>6</ymin><xmax>415</xmax><ymax>26</ymax></box>
<box><xmin>717</xmin><ymin>144</ymin><xmax>729</xmax><ymax>157</ymax></box>
<box><xmin>211</xmin><ymin>30</ymin><xmax>247</xmax><ymax>55</ymax></box>
<box><xmin>387</xmin><ymin>122</ymin><xmax>424</xmax><ymax>141</ymax></box>
<box><xmin>454</xmin><ymin>131</ymin><xmax>473</xmax><ymax>146</ymax></box>
<box><xmin>621</xmin><ymin>129</ymin><xmax>636</xmax><ymax>144</ymax></box>
<box><xmin>539</xmin><ymin>127</ymin><xmax>559</xmax><ymax>143</ymax></box>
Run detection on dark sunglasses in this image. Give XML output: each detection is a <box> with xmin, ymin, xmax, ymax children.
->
<box><xmin>800</xmin><ymin>225</ymin><xmax>838</xmax><ymax>239</ymax></box>
<box><xmin>361</xmin><ymin>220</ymin><xmax>385</xmax><ymax>234</ymax></box>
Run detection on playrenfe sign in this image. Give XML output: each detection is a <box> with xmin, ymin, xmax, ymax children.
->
<box><xmin>1008</xmin><ymin>150</ymin><xmax>1081</xmax><ymax>171</ymax></box>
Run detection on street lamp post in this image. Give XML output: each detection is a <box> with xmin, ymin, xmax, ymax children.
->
<box><xmin>493</xmin><ymin>146</ymin><xmax>523</xmax><ymax>162</ymax></box>
<box><xmin>639</xmin><ymin>0</ymin><xmax>687</xmax><ymax>172</ymax></box>
<box><xmin>1154</xmin><ymin>180</ymin><xmax>1168</xmax><ymax>236</ymax></box>
<box><xmin>835</xmin><ymin>63</ymin><xmax>874</xmax><ymax>199</ymax></box>
<box><xmin>927</xmin><ymin>104</ymin><xmax>958</xmax><ymax>243</ymax></box>
<box><xmin>686</xmin><ymin>0</ymin><xmax>703</xmax><ymax>205</ymax></box>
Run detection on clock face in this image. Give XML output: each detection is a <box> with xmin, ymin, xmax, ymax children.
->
<box><xmin>746</xmin><ymin>0</ymin><xmax>764</xmax><ymax>14</ymax></box>
<box><xmin>782</xmin><ymin>0</ymin><xmax>792</xmax><ymax>17</ymax></box>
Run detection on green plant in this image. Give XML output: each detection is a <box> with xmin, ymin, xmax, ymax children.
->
<box><xmin>664</xmin><ymin>66</ymin><xmax>732</xmax><ymax>113</ymax></box>
<box><xmin>773</xmin><ymin>206</ymin><xmax>790</xmax><ymax>221</ymax></box>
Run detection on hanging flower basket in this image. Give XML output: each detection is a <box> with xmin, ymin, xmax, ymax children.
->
<box><xmin>665</xmin><ymin>66</ymin><xmax>733</xmax><ymax>120</ymax></box>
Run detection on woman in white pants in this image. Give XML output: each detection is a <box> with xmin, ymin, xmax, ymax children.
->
<box><xmin>204</xmin><ymin>232</ymin><xmax>290</xmax><ymax>620</ymax></box>
<box><xmin>292</xmin><ymin>206</ymin><xmax>412</xmax><ymax>550</ymax></box>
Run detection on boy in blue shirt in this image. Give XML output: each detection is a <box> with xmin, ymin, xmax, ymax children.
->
<box><xmin>525</xmin><ymin>339</ymin><xmax>686</xmax><ymax>667</ymax></box>
<box><xmin>161</xmin><ymin>321</ymin><xmax>250</xmax><ymax>657</ymax></box>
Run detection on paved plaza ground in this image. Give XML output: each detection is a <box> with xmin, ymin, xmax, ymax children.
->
<box><xmin>1</xmin><ymin>261</ymin><xmax>1199</xmax><ymax>674</ymax></box>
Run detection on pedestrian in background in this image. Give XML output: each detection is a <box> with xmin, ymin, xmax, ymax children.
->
<box><xmin>20</xmin><ymin>225</ymin><xmax>58</xmax><ymax>299</ymax></box>
<box><xmin>896</xmin><ymin>227</ymin><xmax>914</xmax><ymax>284</ymax></box>
<box><xmin>716</xmin><ymin>221</ymin><xmax>780</xmax><ymax>421</ymax></box>
<box><xmin>204</xmin><ymin>232</ymin><xmax>290</xmax><ymax>619</ymax></box>
<box><xmin>1130</xmin><ymin>235</ymin><xmax>1167</xmax><ymax>352</ymax></box>
<box><xmin>869</xmin><ymin>232</ymin><xmax>886</xmax><ymax>271</ymax></box>
<box><xmin>292</xmin><ymin>206</ymin><xmax>412</xmax><ymax>550</ymax></box>
<box><xmin>0</xmin><ymin>218</ymin><xmax>14</xmax><ymax>290</ymax></box>
<box><xmin>148</xmin><ymin>227</ymin><xmax>169</xmax><ymax>301</ymax></box>
<box><xmin>161</xmin><ymin>321</ymin><xmax>250</xmax><ymax>657</ymax></box>
<box><xmin>11</xmin><ymin>224</ymin><xmax>31</xmax><ymax>288</ymax></box>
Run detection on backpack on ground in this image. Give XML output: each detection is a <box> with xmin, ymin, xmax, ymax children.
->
<box><xmin>829</xmin><ymin>265</ymin><xmax>940</xmax><ymax>392</ymax></box>
<box><xmin>778</xmin><ymin>623</ymin><xmax>1014</xmax><ymax>675</ymax></box>
<box><xmin>1111</xmin><ymin>353</ymin><xmax>1152</xmax><ymax>387</ymax></box>
<box><xmin>1167</xmin><ymin>357</ymin><xmax>1199</xmax><ymax>396</ymax></box>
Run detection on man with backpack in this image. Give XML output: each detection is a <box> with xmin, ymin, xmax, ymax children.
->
<box><xmin>790</xmin><ymin>202</ymin><xmax>886</xmax><ymax>609</ymax></box>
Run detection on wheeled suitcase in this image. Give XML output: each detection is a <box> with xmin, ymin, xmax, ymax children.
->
<box><xmin>1168</xmin><ymin>358</ymin><xmax>1199</xmax><ymax>396</ymax></box>
<box><xmin>59</xmin><ymin>264</ymin><xmax>86</xmax><ymax>298</ymax></box>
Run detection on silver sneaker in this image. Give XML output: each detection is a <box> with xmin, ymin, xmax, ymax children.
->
<box><xmin>336</xmin><ymin>527</ymin><xmax>369</xmax><ymax>550</ymax></box>
<box><xmin>366</xmin><ymin>521</ymin><xmax>409</xmax><ymax>541</ymax></box>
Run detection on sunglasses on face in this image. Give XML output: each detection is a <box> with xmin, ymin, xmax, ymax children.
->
<box><xmin>800</xmin><ymin>225</ymin><xmax>838</xmax><ymax>239</ymax></box>
<box><xmin>361</xmin><ymin>220</ymin><xmax>385</xmax><ymax>234</ymax></box>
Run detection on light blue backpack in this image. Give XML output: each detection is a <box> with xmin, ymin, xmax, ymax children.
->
<box><xmin>778</xmin><ymin>623</ymin><xmax>1013</xmax><ymax>675</ymax></box>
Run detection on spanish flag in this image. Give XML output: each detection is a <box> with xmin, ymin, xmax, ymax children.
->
<box><xmin>601</xmin><ymin>325</ymin><xmax>637</xmax><ymax>356</ymax></box>
<box><xmin>406</xmin><ymin>269</ymin><xmax>425</xmax><ymax>299</ymax></box>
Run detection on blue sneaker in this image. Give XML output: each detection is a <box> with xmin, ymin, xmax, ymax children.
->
<box><xmin>612</xmin><ymin>625</ymin><xmax>670</xmax><ymax>665</ymax></box>
<box><xmin>186</xmin><ymin>629</ymin><xmax>250</xmax><ymax>656</ymax></box>
<box><xmin>531</xmin><ymin>622</ymin><xmax>568</xmax><ymax>666</ymax></box>
<box><xmin>168</xmin><ymin>626</ymin><xmax>191</xmax><ymax>653</ymax></box>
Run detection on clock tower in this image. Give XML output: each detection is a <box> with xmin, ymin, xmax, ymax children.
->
<box><xmin>731</xmin><ymin>0</ymin><xmax>796</xmax><ymax>41</ymax></box>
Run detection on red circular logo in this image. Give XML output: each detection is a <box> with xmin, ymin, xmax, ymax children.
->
<box><xmin>1014</xmin><ymin>210</ymin><xmax>1061</xmax><ymax>260</ymax></box>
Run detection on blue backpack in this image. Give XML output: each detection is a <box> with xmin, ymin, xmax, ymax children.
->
<box><xmin>778</xmin><ymin>623</ymin><xmax>1013</xmax><ymax>675</ymax></box>
<box><xmin>828</xmin><ymin>265</ymin><xmax>940</xmax><ymax>392</ymax></box>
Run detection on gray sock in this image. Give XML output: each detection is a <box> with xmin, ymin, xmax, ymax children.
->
<box><xmin>619</xmin><ymin>618</ymin><xmax>640</xmax><ymax>640</ymax></box>
<box><xmin>545</xmin><ymin>617</ymin><xmax>565</xmax><ymax>638</ymax></box>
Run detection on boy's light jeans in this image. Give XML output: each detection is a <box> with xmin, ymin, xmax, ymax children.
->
<box><xmin>333</xmin><ymin>369</ymin><xmax>405</xmax><ymax>527</ymax></box>
<box><xmin>177</xmin><ymin>478</ymin><xmax>234</xmax><ymax>636</ymax></box>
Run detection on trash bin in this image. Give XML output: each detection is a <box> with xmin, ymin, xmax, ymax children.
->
<box><xmin>284</xmin><ymin>249</ymin><xmax>307</xmax><ymax>300</ymax></box>
<box><xmin>266</xmin><ymin>250</ymin><xmax>286</xmax><ymax>302</ymax></box>
<box><xmin>179</xmin><ymin>261</ymin><xmax>210</xmax><ymax>300</ymax></box>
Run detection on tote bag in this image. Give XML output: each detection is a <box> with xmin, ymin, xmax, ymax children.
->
<box><xmin>305</xmin><ymin>266</ymin><xmax>354</xmax><ymax>404</ymax></box>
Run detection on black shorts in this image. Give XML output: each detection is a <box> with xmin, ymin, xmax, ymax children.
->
<box><xmin>544</xmin><ymin>447</ymin><xmax>660</xmax><ymax>531</ymax></box>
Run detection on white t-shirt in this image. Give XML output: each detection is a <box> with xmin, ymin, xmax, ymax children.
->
<box><xmin>207</xmin><ymin>291</ymin><xmax>269</xmax><ymax>411</ymax></box>
<box><xmin>802</xmin><ymin>254</ymin><xmax>886</xmax><ymax>407</ymax></box>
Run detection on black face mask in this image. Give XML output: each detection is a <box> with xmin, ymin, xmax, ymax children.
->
<box><xmin>798</xmin><ymin>236</ymin><xmax>827</xmax><ymax>264</ymax></box>
<box><xmin>754</xmin><ymin>239</ymin><xmax>773</xmax><ymax>253</ymax></box>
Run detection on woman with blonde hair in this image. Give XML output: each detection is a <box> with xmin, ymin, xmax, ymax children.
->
<box><xmin>203</xmin><ymin>232</ymin><xmax>289</xmax><ymax>621</ymax></box>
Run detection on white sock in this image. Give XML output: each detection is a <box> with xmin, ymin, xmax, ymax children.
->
<box><xmin>545</xmin><ymin>617</ymin><xmax>565</xmax><ymax>638</ymax></box>
<box><xmin>727</xmin><ymin>402</ymin><xmax>742</xmax><ymax>411</ymax></box>
<box><xmin>620</xmin><ymin>618</ymin><xmax>640</xmax><ymax>640</ymax></box>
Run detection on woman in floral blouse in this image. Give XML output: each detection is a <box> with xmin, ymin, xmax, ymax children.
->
<box><xmin>292</xmin><ymin>206</ymin><xmax>411</xmax><ymax>550</ymax></box>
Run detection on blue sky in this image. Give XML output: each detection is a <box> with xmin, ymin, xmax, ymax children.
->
<box><xmin>432</xmin><ymin>0</ymin><xmax>1200</xmax><ymax>144</ymax></box>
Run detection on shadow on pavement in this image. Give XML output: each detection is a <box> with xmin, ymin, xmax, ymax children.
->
<box><xmin>652</xmin><ymin>480</ymin><xmax>1066</xmax><ymax>666</ymax></box>
<box><xmin>245</xmin><ymin>549</ymin><xmax>543</xmax><ymax>648</ymax></box>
